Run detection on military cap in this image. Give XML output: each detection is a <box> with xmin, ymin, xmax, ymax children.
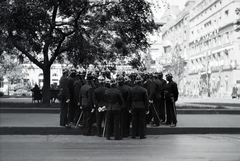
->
<box><xmin>117</xmin><ymin>75</ymin><xmax>124</xmax><ymax>83</ymax></box>
<box><xmin>105</xmin><ymin>78</ymin><xmax>111</xmax><ymax>84</ymax></box>
<box><xmin>98</xmin><ymin>75</ymin><xmax>105</xmax><ymax>83</ymax></box>
<box><xmin>124</xmin><ymin>76</ymin><xmax>131</xmax><ymax>82</ymax></box>
<box><xmin>87</xmin><ymin>73</ymin><xmax>93</xmax><ymax>80</ymax></box>
<box><xmin>134</xmin><ymin>75</ymin><xmax>143</xmax><ymax>83</ymax></box>
<box><xmin>110</xmin><ymin>78</ymin><xmax>117</xmax><ymax>85</ymax></box>
<box><xmin>62</xmin><ymin>68</ymin><xmax>68</xmax><ymax>74</ymax></box>
<box><xmin>166</xmin><ymin>73</ymin><xmax>173</xmax><ymax>78</ymax></box>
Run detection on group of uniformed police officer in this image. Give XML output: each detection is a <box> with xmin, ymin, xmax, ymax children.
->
<box><xmin>58</xmin><ymin>68</ymin><xmax>179</xmax><ymax>140</ymax></box>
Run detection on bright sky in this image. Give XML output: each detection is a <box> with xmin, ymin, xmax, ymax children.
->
<box><xmin>150</xmin><ymin>0</ymin><xmax>188</xmax><ymax>19</ymax></box>
<box><xmin>169</xmin><ymin>0</ymin><xmax>188</xmax><ymax>10</ymax></box>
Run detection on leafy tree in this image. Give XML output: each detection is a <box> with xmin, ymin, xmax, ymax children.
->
<box><xmin>0</xmin><ymin>52</ymin><xmax>28</xmax><ymax>95</ymax></box>
<box><xmin>168</xmin><ymin>44</ymin><xmax>187</xmax><ymax>84</ymax></box>
<box><xmin>0</xmin><ymin>0</ymin><xmax>162</xmax><ymax>103</ymax></box>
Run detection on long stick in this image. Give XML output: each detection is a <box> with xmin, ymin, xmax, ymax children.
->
<box><xmin>75</xmin><ymin>111</ymin><xmax>83</xmax><ymax>129</ymax></box>
<box><xmin>102</xmin><ymin>116</ymin><xmax>107</xmax><ymax>137</ymax></box>
<box><xmin>152</xmin><ymin>103</ymin><xmax>161</xmax><ymax>122</ymax></box>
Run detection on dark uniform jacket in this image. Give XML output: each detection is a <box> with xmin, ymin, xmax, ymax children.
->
<box><xmin>58</xmin><ymin>76</ymin><xmax>69</xmax><ymax>99</ymax></box>
<box><xmin>143</xmin><ymin>79</ymin><xmax>152</xmax><ymax>96</ymax></box>
<box><xmin>149</xmin><ymin>78</ymin><xmax>162</xmax><ymax>101</ymax></box>
<box><xmin>160</xmin><ymin>78</ymin><xmax>167</xmax><ymax>97</ymax></box>
<box><xmin>93</xmin><ymin>86</ymin><xmax>108</xmax><ymax>108</ymax></box>
<box><xmin>105</xmin><ymin>88</ymin><xmax>124</xmax><ymax>111</ymax></box>
<box><xmin>128</xmin><ymin>85</ymin><xmax>149</xmax><ymax>111</ymax></box>
<box><xmin>80</xmin><ymin>84</ymin><xmax>94</xmax><ymax>110</ymax></box>
<box><xmin>117</xmin><ymin>84</ymin><xmax>130</xmax><ymax>108</ymax></box>
<box><xmin>165</xmin><ymin>80</ymin><xmax>179</xmax><ymax>102</ymax></box>
<box><xmin>73</xmin><ymin>80</ymin><xmax>82</xmax><ymax>103</ymax></box>
<box><xmin>68</xmin><ymin>76</ymin><xmax>75</xmax><ymax>97</ymax></box>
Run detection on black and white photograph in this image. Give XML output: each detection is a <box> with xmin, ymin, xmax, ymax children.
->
<box><xmin>0</xmin><ymin>0</ymin><xmax>240</xmax><ymax>160</ymax></box>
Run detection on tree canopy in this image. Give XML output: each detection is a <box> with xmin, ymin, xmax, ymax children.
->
<box><xmin>0</xmin><ymin>0</ymin><xmax>159</xmax><ymax>67</ymax></box>
<box><xmin>0</xmin><ymin>0</ymin><xmax>162</xmax><ymax>102</ymax></box>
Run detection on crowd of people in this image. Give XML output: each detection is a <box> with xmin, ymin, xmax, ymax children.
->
<box><xmin>58</xmin><ymin>68</ymin><xmax>179</xmax><ymax>140</ymax></box>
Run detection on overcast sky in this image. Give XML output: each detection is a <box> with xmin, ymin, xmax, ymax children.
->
<box><xmin>151</xmin><ymin>0</ymin><xmax>188</xmax><ymax>19</ymax></box>
<box><xmin>169</xmin><ymin>0</ymin><xmax>188</xmax><ymax>10</ymax></box>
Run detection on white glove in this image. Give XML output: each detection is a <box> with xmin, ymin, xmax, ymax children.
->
<box><xmin>91</xmin><ymin>108</ymin><xmax>95</xmax><ymax>113</ymax></box>
<box><xmin>66</xmin><ymin>99</ymin><xmax>70</xmax><ymax>103</ymax></box>
<box><xmin>149</xmin><ymin>100</ymin><xmax>153</xmax><ymax>104</ymax></box>
<box><xmin>102</xmin><ymin>106</ymin><xmax>106</xmax><ymax>111</ymax></box>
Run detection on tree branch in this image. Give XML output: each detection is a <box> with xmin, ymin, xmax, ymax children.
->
<box><xmin>8</xmin><ymin>32</ymin><xmax>43</xmax><ymax>69</ymax></box>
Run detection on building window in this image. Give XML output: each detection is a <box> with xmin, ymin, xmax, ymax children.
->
<box><xmin>226</xmin><ymin>32</ymin><xmax>229</xmax><ymax>43</ymax></box>
<box><xmin>225</xmin><ymin>10</ymin><xmax>229</xmax><ymax>15</ymax></box>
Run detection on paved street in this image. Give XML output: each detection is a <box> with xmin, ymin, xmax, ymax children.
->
<box><xmin>0</xmin><ymin>135</ymin><xmax>240</xmax><ymax>161</ymax></box>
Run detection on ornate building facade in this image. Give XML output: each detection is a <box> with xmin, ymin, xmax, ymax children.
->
<box><xmin>160</xmin><ymin>0</ymin><xmax>240</xmax><ymax>98</ymax></box>
<box><xmin>188</xmin><ymin>0</ymin><xmax>240</xmax><ymax>97</ymax></box>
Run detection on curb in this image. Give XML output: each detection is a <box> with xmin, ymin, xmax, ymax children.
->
<box><xmin>1</xmin><ymin>126</ymin><xmax>240</xmax><ymax>135</ymax></box>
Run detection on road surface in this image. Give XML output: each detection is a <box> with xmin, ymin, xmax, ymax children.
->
<box><xmin>1</xmin><ymin>135</ymin><xmax>240</xmax><ymax>161</ymax></box>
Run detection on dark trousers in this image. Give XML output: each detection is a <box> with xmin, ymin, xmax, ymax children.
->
<box><xmin>131</xmin><ymin>108</ymin><xmax>146</xmax><ymax>138</ymax></box>
<box><xmin>106</xmin><ymin>110</ymin><xmax>121</xmax><ymax>140</ymax></box>
<box><xmin>68</xmin><ymin>97</ymin><xmax>75</xmax><ymax>123</ymax></box>
<box><xmin>60</xmin><ymin>96</ymin><xmax>69</xmax><ymax>126</ymax></box>
<box><xmin>151</xmin><ymin>101</ymin><xmax>160</xmax><ymax>125</ymax></box>
<box><xmin>166</xmin><ymin>100</ymin><xmax>177</xmax><ymax>124</ymax></box>
<box><xmin>120</xmin><ymin>108</ymin><xmax>130</xmax><ymax>137</ymax></box>
<box><xmin>96</xmin><ymin>110</ymin><xmax>106</xmax><ymax>136</ymax></box>
<box><xmin>82</xmin><ymin>107</ymin><xmax>94</xmax><ymax>136</ymax></box>
<box><xmin>159</xmin><ymin>98</ymin><xmax>166</xmax><ymax>122</ymax></box>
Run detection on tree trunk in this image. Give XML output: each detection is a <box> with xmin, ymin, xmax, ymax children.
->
<box><xmin>42</xmin><ymin>66</ymin><xmax>51</xmax><ymax>104</ymax></box>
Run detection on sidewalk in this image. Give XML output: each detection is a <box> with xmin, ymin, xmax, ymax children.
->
<box><xmin>1</xmin><ymin>113</ymin><xmax>240</xmax><ymax>135</ymax></box>
<box><xmin>1</xmin><ymin>97</ymin><xmax>240</xmax><ymax>135</ymax></box>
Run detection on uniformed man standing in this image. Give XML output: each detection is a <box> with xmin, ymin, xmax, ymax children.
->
<box><xmin>158</xmin><ymin>72</ymin><xmax>167</xmax><ymax>123</ymax></box>
<box><xmin>128</xmin><ymin>75</ymin><xmax>149</xmax><ymax>139</ymax></box>
<box><xmin>73</xmin><ymin>72</ymin><xmax>82</xmax><ymax>126</ymax></box>
<box><xmin>66</xmin><ymin>69</ymin><xmax>76</xmax><ymax>127</ymax></box>
<box><xmin>79</xmin><ymin>74</ymin><xmax>95</xmax><ymax>136</ymax></box>
<box><xmin>164</xmin><ymin>73</ymin><xmax>179</xmax><ymax>127</ymax></box>
<box><xmin>58</xmin><ymin>69</ymin><xmax>70</xmax><ymax>127</ymax></box>
<box><xmin>93</xmin><ymin>75</ymin><xmax>108</xmax><ymax>137</ymax></box>
<box><xmin>105</xmin><ymin>79</ymin><xmax>124</xmax><ymax>140</ymax></box>
<box><xmin>149</xmin><ymin>73</ymin><xmax>162</xmax><ymax>126</ymax></box>
<box><xmin>117</xmin><ymin>75</ymin><xmax>131</xmax><ymax>138</ymax></box>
